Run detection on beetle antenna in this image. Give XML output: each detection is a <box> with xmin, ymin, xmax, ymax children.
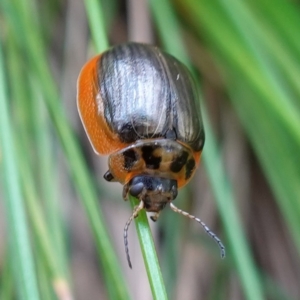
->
<box><xmin>170</xmin><ymin>203</ymin><xmax>225</xmax><ymax>258</ymax></box>
<box><xmin>124</xmin><ymin>201</ymin><xmax>144</xmax><ymax>268</ymax></box>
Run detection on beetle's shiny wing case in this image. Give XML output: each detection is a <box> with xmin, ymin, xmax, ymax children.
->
<box><xmin>77</xmin><ymin>43</ymin><xmax>204</xmax><ymax>155</ymax></box>
<box><xmin>98</xmin><ymin>44</ymin><xmax>172</xmax><ymax>146</ymax></box>
<box><xmin>161</xmin><ymin>52</ymin><xmax>205</xmax><ymax>152</ymax></box>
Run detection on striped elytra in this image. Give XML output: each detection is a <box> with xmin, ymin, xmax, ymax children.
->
<box><xmin>77</xmin><ymin>42</ymin><xmax>204</xmax><ymax>156</ymax></box>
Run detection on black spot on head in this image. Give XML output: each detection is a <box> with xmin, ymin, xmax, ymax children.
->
<box><xmin>142</xmin><ymin>145</ymin><xmax>161</xmax><ymax>169</ymax></box>
<box><xmin>185</xmin><ymin>159</ymin><xmax>196</xmax><ymax>180</ymax></box>
<box><xmin>170</xmin><ymin>151</ymin><xmax>189</xmax><ymax>173</ymax></box>
<box><xmin>123</xmin><ymin>149</ymin><xmax>138</xmax><ymax>170</ymax></box>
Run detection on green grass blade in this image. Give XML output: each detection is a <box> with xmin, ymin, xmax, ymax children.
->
<box><xmin>85</xmin><ymin>2</ymin><xmax>169</xmax><ymax>299</ymax></box>
<box><xmin>0</xmin><ymin>252</ymin><xmax>14</xmax><ymax>299</ymax></box>
<box><xmin>151</xmin><ymin>1</ymin><xmax>265</xmax><ymax>299</ymax></box>
<box><xmin>226</xmin><ymin>78</ymin><xmax>300</xmax><ymax>253</ymax></box>
<box><xmin>83</xmin><ymin>0</ymin><xmax>109</xmax><ymax>51</ymax></box>
<box><xmin>201</xmin><ymin>107</ymin><xmax>264</xmax><ymax>300</ymax></box>
<box><xmin>0</xmin><ymin>39</ymin><xmax>40</xmax><ymax>300</ymax></box>
<box><xmin>1</xmin><ymin>1</ymin><xmax>131</xmax><ymax>299</ymax></box>
<box><xmin>171</xmin><ymin>0</ymin><xmax>300</xmax><ymax>297</ymax></box>
<box><xmin>251</xmin><ymin>0</ymin><xmax>300</xmax><ymax>60</ymax></box>
<box><xmin>129</xmin><ymin>196</ymin><xmax>168</xmax><ymax>300</ymax></box>
<box><xmin>175</xmin><ymin>0</ymin><xmax>300</xmax><ymax>150</ymax></box>
<box><xmin>6</xmin><ymin>33</ymin><xmax>67</xmax><ymax>279</ymax></box>
<box><xmin>175</xmin><ymin>0</ymin><xmax>300</xmax><ymax>256</ymax></box>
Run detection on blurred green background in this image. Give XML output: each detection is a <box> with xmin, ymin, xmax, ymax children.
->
<box><xmin>0</xmin><ymin>0</ymin><xmax>300</xmax><ymax>299</ymax></box>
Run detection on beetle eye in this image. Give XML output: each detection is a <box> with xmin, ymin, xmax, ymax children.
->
<box><xmin>129</xmin><ymin>182</ymin><xmax>144</xmax><ymax>197</ymax></box>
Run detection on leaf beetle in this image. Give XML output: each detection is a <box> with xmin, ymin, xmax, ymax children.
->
<box><xmin>77</xmin><ymin>42</ymin><xmax>225</xmax><ymax>268</ymax></box>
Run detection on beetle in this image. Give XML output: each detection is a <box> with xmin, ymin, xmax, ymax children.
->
<box><xmin>77</xmin><ymin>42</ymin><xmax>225</xmax><ymax>268</ymax></box>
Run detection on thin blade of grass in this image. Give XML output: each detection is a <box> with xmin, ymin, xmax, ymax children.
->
<box><xmin>175</xmin><ymin>0</ymin><xmax>300</xmax><ymax>256</ymax></box>
<box><xmin>129</xmin><ymin>196</ymin><xmax>168</xmax><ymax>300</ymax></box>
<box><xmin>1</xmin><ymin>1</ymin><xmax>131</xmax><ymax>299</ymax></box>
<box><xmin>0</xmin><ymin>252</ymin><xmax>14</xmax><ymax>300</ymax></box>
<box><xmin>84</xmin><ymin>1</ymin><xmax>169</xmax><ymax>298</ymax></box>
<box><xmin>151</xmin><ymin>1</ymin><xmax>265</xmax><ymax>299</ymax></box>
<box><xmin>176</xmin><ymin>0</ymin><xmax>300</xmax><ymax>151</ymax></box>
<box><xmin>201</xmin><ymin>106</ymin><xmax>264</xmax><ymax>300</ymax></box>
<box><xmin>252</xmin><ymin>0</ymin><xmax>300</xmax><ymax>58</ymax></box>
<box><xmin>226</xmin><ymin>76</ymin><xmax>300</xmax><ymax>253</ymax></box>
<box><xmin>6</xmin><ymin>34</ymin><xmax>68</xmax><ymax>284</ymax></box>
<box><xmin>150</xmin><ymin>2</ymin><xmax>204</xmax><ymax>296</ymax></box>
<box><xmin>0</xmin><ymin>39</ymin><xmax>40</xmax><ymax>300</ymax></box>
<box><xmin>173</xmin><ymin>1</ymin><xmax>300</xmax><ymax>297</ymax></box>
<box><xmin>83</xmin><ymin>0</ymin><xmax>109</xmax><ymax>51</ymax></box>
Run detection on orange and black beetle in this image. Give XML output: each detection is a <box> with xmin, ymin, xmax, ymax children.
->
<box><xmin>77</xmin><ymin>43</ymin><xmax>225</xmax><ymax>267</ymax></box>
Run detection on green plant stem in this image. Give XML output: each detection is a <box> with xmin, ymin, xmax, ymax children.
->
<box><xmin>151</xmin><ymin>1</ymin><xmax>265</xmax><ymax>299</ymax></box>
<box><xmin>84</xmin><ymin>0</ymin><xmax>109</xmax><ymax>51</ymax></box>
<box><xmin>201</xmin><ymin>107</ymin><xmax>264</xmax><ymax>300</ymax></box>
<box><xmin>129</xmin><ymin>196</ymin><xmax>168</xmax><ymax>300</ymax></box>
<box><xmin>1</xmin><ymin>1</ymin><xmax>130</xmax><ymax>299</ymax></box>
<box><xmin>6</xmin><ymin>33</ymin><xmax>67</xmax><ymax>283</ymax></box>
<box><xmin>85</xmin><ymin>1</ymin><xmax>169</xmax><ymax>299</ymax></box>
<box><xmin>0</xmin><ymin>39</ymin><xmax>40</xmax><ymax>300</ymax></box>
<box><xmin>0</xmin><ymin>252</ymin><xmax>14</xmax><ymax>299</ymax></box>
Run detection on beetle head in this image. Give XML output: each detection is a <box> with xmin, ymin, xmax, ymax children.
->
<box><xmin>124</xmin><ymin>175</ymin><xmax>178</xmax><ymax>213</ymax></box>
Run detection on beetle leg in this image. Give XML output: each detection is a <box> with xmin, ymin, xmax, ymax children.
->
<box><xmin>122</xmin><ymin>184</ymin><xmax>129</xmax><ymax>200</ymax></box>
